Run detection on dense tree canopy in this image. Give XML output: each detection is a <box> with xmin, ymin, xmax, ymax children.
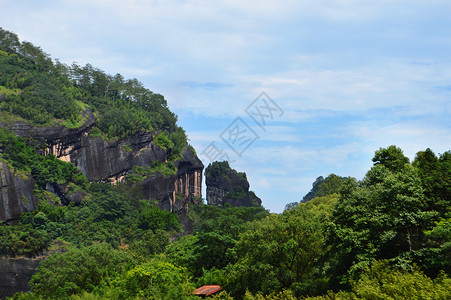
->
<box><xmin>372</xmin><ymin>145</ymin><xmax>410</xmax><ymax>173</ymax></box>
<box><xmin>29</xmin><ymin>243</ymin><xmax>135</xmax><ymax>299</ymax></box>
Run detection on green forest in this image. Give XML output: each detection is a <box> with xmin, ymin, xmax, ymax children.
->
<box><xmin>1</xmin><ymin>28</ymin><xmax>450</xmax><ymax>299</ymax></box>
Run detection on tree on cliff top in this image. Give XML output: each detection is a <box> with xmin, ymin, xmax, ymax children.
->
<box><xmin>302</xmin><ymin>173</ymin><xmax>347</xmax><ymax>203</ymax></box>
<box><xmin>205</xmin><ymin>161</ymin><xmax>232</xmax><ymax>179</ymax></box>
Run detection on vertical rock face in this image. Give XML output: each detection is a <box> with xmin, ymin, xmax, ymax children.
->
<box><xmin>68</xmin><ymin>132</ymin><xmax>168</xmax><ymax>183</ymax></box>
<box><xmin>0</xmin><ymin>256</ymin><xmax>43</xmax><ymax>299</ymax></box>
<box><xmin>0</xmin><ymin>162</ymin><xmax>38</xmax><ymax>224</ymax></box>
<box><xmin>205</xmin><ymin>161</ymin><xmax>262</xmax><ymax>207</ymax></box>
<box><xmin>142</xmin><ymin>148</ymin><xmax>203</xmax><ymax>215</ymax></box>
<box><xmin>0</xmin><ymin>241</ymin><xmax>67</xmax><ymax>299</ymax></box>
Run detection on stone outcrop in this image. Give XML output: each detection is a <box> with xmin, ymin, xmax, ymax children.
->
<box><xmin>0</xmin><ymin>256</ymin><xmax>43</xmax><ymax>299</ymax></box>
<box><xmin>205</xmin><ymin>161</ymin><xmax>261</xmax><ymax>207</ymax></box>
<box><xmin>5</xmin><ymin>108</ymin><xmax>165</xmax><ymax>184</ymax></box>
<box><xmin>0</xmin><ymin>241</ymin><xmax>67</xmax><ymax>299</ymax></box>
<box><xmin>6</xmin><ymin>107</ymin><xmax>96</xmax><ymax>149</ymax></box>
<box><xmin>0</xmin><ymin>162</ymin><xmax>38</xmax><ymax>224</ymax></box>
<box><xmin>142</xmin><ymin>148</ymin><xmax>203</xmax><ymax>215</ymax></box>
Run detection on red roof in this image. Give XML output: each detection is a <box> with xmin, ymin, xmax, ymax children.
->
<box><xmin>194</xmin><ymin>285</ymin><xmax>222</xmax><ymax>296</ymax></box>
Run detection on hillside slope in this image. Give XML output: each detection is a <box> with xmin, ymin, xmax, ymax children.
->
<box><xmin>0</xmin><ymin>27</ymin><xmax>202</xmax><ymax>224</ymax></box>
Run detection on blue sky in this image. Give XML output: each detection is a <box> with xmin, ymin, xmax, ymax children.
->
<box><xmin>1</xmin><ymin>0</ymin><xmax>450</xmax><ymax>212</ymax></box>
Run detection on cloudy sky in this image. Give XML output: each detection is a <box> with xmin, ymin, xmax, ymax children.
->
<box><xmin>2</xmin><ymin>0</ymin><xmax>450</xmax><ymax>212</ymax></box>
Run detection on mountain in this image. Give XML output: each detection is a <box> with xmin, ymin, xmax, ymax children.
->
<box><xmin>0</xmin><ymin>27</ymin><xmax>205</xmax><ymax>298</ymax></box>
<box><xmin>205</xmin><ymin>161</ymin><xmax>262</xmax><ymax>207</ymax></box>
<box><xmin>0</xmin><ymin>27</ymin><xmax>202</xmax><ymax>225</ymax></box>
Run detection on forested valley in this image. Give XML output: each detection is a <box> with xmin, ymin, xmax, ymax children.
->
<box><xmin>0</xmin><ymin>28</ymin><xmax>450</xmax><ymax>299</ymax></box>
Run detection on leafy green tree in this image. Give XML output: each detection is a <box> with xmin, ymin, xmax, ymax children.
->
<box><xmin>89</xmin><ymin>190</ymin><xmax>132</xmax><ymax>222</ymax></box>
<box><xmin>226</xmin><ymin>204</ymin><xmax>327</xmax><ymax>298</ymax></box>
<box><xmin>193</xmin><ymin>205</ymin><xmax>268</xmax><ymax>239</ymax></box>
<box><xmin>306</xmin><ymin>261</ymin><xmax>451</xmax><ymax>300</ymax></box>
<box><xmin>284</xmin><ymin>202</ymin><xmax>298</xmax><ymax>211</ymax></box>
<box><xmin>191</xmin><ymin>232</ymin><xmax>237</xmax><ymax>276</ymax></box>
<box><xmin>61</xmin><ymin>185</ymin><xmax>139</xmax><ymax>248</ymax></box>
<box><xmin>137</xmin><ymin>205</ymin><xmax>181</xmax><ymax>233</ymax></box>
<box><xmin>129</xmin><ymin>229</ymin><xmax>170</xmax><ymax>258</ymax></box>
<box><xmin>19</xmin><ymin>41</ymin><xmax>53</xmax><ymax>72</ymax></box>
<box><xmin>413</xmin><ymin>149</ymin><xmax>450</xmax><ymax>214</ymax></box>
<box><xmin>243</xmin><ymin>290</ymin><xmax>297</xmax><ymax>300</ymax></box>
<box><xmin>154</xmin><ymin>130</ymin><xmax>174</xmax><ymax>151</ymax></box>
<box><xmin>0</xmin><ymin>27</ymin><xmax>21</xmax><ymax>53</ymax></box>
<box><xmin>29</xmin><ymin>243</ymin><xmax>135</xmax><ymax>299</ymax></box>
<box><xmin>418</xmin><ymin>216</ymin><xmax>451</xmax><ymax>276</ymax></box>
<box><xmin>372</xmin><ymin>145</ymin><xmax>409</xmax><ymax>173</ymax></box>
<box><xmin>328</xmin><ymin>148</ymin><xmax>436</xmax><ymax>286</ymax></box>
<box><xmin>205</xmin><ymin>161</ymin><xmax>232</xmax><ymax>179</ymax></box>
<box><xmin>114</xmin><ymin>259</ymin><xmax>195</xmax><ymax>299</ymax></box>
<box><xmin>317</xmin><ymin>174</ymin><xmax>345</xmax><ymax>197</ymax></box>
<box><xmin>169</xmin><ymin>126</ymin><xmax>188</xmax><ymax>160</ymax></box>
<box><xmin>165</xmin><ymin>234</ymin><xmax>198</xmax><ymax>271</ymax></box>
<box><xmin>350</xmin><ymin>261</ymin><xmax>451</xmax><ymax>300</ymax></box>
<box><xmin>37</xmin><ymin>200</ymin><xmax>66</xmax><ymax>223</ymax></box>
<box><xmin>0</xmin><ymin>223</ymin><xmax>50</xmax><ymax>257</ymax></box>
<box><xmin>165</xmin><ymin>205</ymin><xmax>268</xmax><ymax>279</ymax></box>
<box><xmin>302</xmin><ymin>174</ymin><xmax>346</xmax><ymax>203</ymax></box>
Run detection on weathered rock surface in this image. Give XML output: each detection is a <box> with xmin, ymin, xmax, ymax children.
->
<box><xmin>0</xmin><ymin>256</ymin><xmax>43</xmax><ymax>299</ymax></box>
<box><xmin>205</xmin><ymin>161</ymin><xmax>262</xmax><ymax>207</ymax></box>
<box><xmin>5</xmin><ymin>107</ymin><xmax>96</xmax><ymax>147</ymax></box>
<box><xmin>0</xmin><ymin>162</ymin><xmax>38</xmax><ymax>224</ymax></box>
<box><xmin>142</xmin><ymin>148</ymin><xmax>203</xmax><ymax>215</ymax></box>
<box><xmin>0</xmin><ymin>241</ymin><xmax>67</xmax><ymax>299</ymax></box>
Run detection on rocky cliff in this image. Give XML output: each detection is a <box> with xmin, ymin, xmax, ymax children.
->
<box><xmin>0</xmin><ymin>241</ymin><xmax>67</xmax><ymax>299</ymax></box>
<box><xmin>0</xmin><ymin>256</ymin><xmax>43</xmax><ymax>299</ymax></box>
<box><xmin>0</xmin><ymin>162</ymin><xmax>38</xmax><ymax>224</ymax></box>
<box><xmin>0</xmin><ymin>107</ymin><xmax>203</xmax><ymax>223</ymax></box>
<box><xmin>141</xmin><ymin>148</ymin><xmax>203</xmax><ymax>214</ymax></box>
<box><xmin>205</xmin><ymin>161</ymin><xmax>261</xmax><ymax>207</ymax></box>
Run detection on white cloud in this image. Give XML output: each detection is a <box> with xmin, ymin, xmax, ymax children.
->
<box><xmin>351</xmin><ymin>121</ymin><xmax>451</xmax><ymax>160</ymax></box>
